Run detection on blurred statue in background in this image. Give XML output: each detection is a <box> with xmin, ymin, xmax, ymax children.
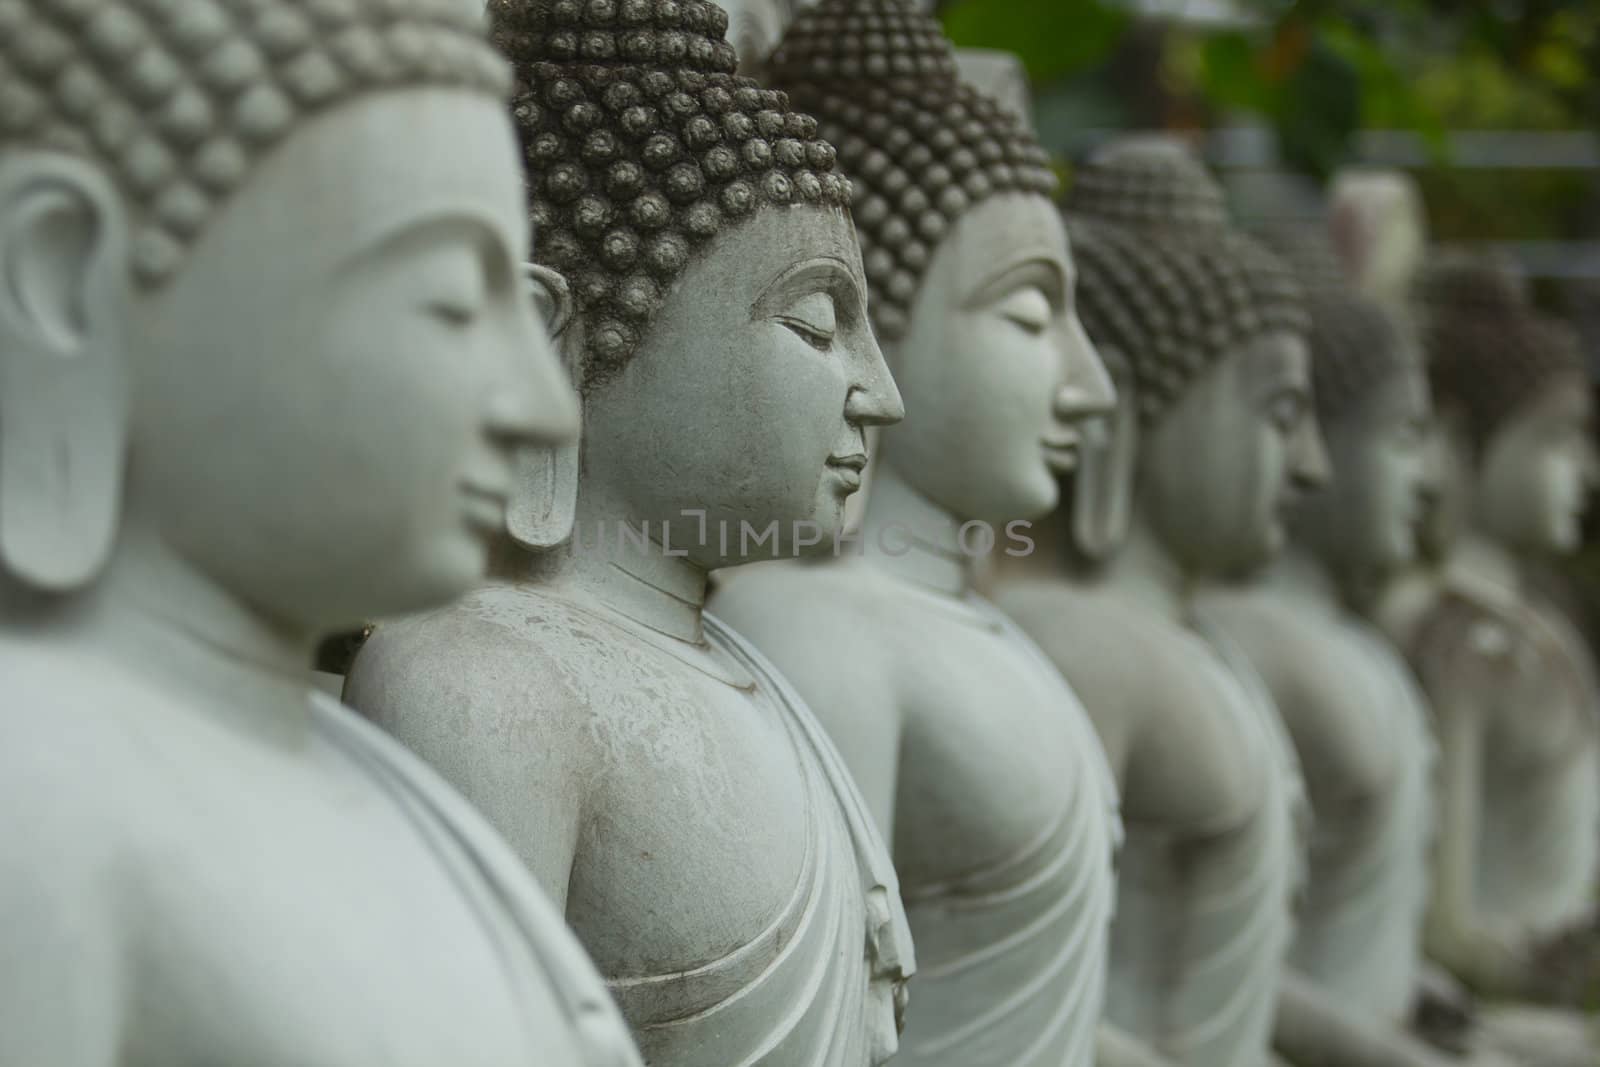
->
<box><xmin>1199</xmin><ymin>228</ymin><xmax>1513</xmax><ymax>1064</ymax></box>
<box><xmin>345</xmin><ymin>1</ymin><xmax>914</xmax><ymax>1063</ymax></box>
<box><xmin>710</xmin><ymin>0</ymin><xmax>806</xmax><ymax>75</ymax></box>
<box><xmin>712</xmin><ymin>2</ymin><xmax>1134</xmax><ymax>1063</ymax></box>
<box><xmin>1329</xmin><ymin>168</ymin><xmax>1429</xmax><ymax>332</ymax></box>
<box><xmin>1000</xmin><ymin>138</ymin><xmax>1373</xmax><ymax>1067</ymax></box>
<box><xmin>1377</xmin><ymin>257</ymin><xmax>1600</xmax><ymax>1066</ymax></box>
<box><xmin>0</xmin><ymin>1</ymin><xmax>639</xmax><ymax>1063</ymax></box>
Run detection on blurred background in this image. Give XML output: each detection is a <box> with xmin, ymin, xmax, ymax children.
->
<box><xmin>933</xmin><ymin>0</ymin><xmax>1600</xmax><ymax>642</ymax></box>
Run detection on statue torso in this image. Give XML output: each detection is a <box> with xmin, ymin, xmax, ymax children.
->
<box><xmin>1200</xmin><ymin>579</ymin><xmax>1436</xmax><ymax>1025</ymax></box>
<box><xmin>1002</xmin><ymin>581</ymin><xmax>1298</xmax><ymax>1067</ymax></box>
<box><xmin>345</xmin><ymin>582</ymin><xmax>907</xmax><ymax>1066</ymax></box>
<box><xmin>713</xmin><ymin>560</ymin><xmax>1117</xmax><ymax>1067</ymax></box>
<box><xmin>0</xmin><ymin>638</ymin><xmax>634</xmax><ymax>1067</ymax></box>
<box><xmin>1394</xmin><ymin>554</ymin><xmax>1600</xmax><ymax>937</ymax></box>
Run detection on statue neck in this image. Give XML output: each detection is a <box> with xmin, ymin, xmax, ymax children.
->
<box><xmin>536</xmin><ymin>493</ymin><xmax>710</xmax><ymax>645</ymax></box>
<box><xmin>5</xmin><ymin>506</ymin><xmax>318</xmax><ymax>745</ymax></box>
<box><xmin>1103</xmin><ymin>508</ymin><xmax>1190</xmax><ymax>621</ymax></box>
<box><xmin>1264</xmin><ymin>546</ymin><xmax>1344</xmax><ymax>614</ymax></box>
<box><xmin>861</xmin><ymin>466</ymin><xmax>970</xmax><ymax>597</ymax></box>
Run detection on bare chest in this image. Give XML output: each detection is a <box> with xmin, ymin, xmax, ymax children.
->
<box><xmin>893</xmin><ymin>611</ymin><xmax>1090</xmax><ymax>889</ymax></box>
<box><xmin>567</xmin><ymin>651</ymin><xmax>818</xmax><ymax>982</ymax></box>
<box><xmin>117</xmin><ymin>743</ymin><xmax>574</xmax><ymax>1065</ymax></box>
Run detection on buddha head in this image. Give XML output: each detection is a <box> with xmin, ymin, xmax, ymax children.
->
<box><xmin>765</xmin><ymin>0</ymin><xmax>1114</xmax><ymax>528</ymax></box>
<box><xmin>1263</xmin><ymin>227</ymin><xmax>1431</xmax><ymax>584</ymax></box>
<box><xmin>1329</xmin><ymin>168</ymin><xmax>1428</xmax><ymax>322</ymax></box>
<box><xmin>0</xmin><ymin>0</ymin><xmax>575</xmax><ymax>632</ymax></box>
<box><xmin>493</xmin><ymin>0</ymin><xmax>902</xmax><ymax>569</ymax></box>
<box><xmin>1422</xmin><ymin>257</ymin><xmax>1596</xmax><ymax>558</ymax></box>
<box><xmin>1066</xmin><ymin>139</ymin><xmax>1324</xmax><ymax>579</ymax></box>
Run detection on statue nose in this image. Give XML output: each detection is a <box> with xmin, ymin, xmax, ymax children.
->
<box><xmin>1055</xmin><ymin>315</ymin><xmax>1116</xmax><ymax>419</ymax></box>
<box><xmin>844</xmin><ymin>327</ymin><xmax>904</xmax><ymax>428</ymax></box>
<box><xmin>1290</xmin><ymin>417</ymin><xmax>1332</xmax><ymax>490</ymax></box>
<box><xmin>486</xmin><ymin>323</ymin><xmax>581</xmax><ymax>450</ymax></box>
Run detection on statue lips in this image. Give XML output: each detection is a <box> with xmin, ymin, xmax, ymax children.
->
<box><xmin>827</xmin><ymin>453</ymin><xmax>868</xmax><ymax>492</ymax></box>
<box><xmin>1042</xmin><ymin>428</ymin><xmax>1081</xmax><ymax>474</ymax></box>
<box><xmin>458</xmin><ymin>479</ymin><xmax>512</xmax><ymax>538</ymax></box>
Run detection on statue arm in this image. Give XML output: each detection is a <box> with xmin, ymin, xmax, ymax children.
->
<box><xmin>1420</xmin><ymin>662</ymin><xmax>1530</xmax><ymax>998</ymax></box>
<box><xmin>1096</xmin><ymin>1022</ymin><xmax>1180</xmax><ymax>1066</ymax></box>
<box><xmin>1274</xmin><ymin>969</ymin><xmax>1456</xmax><ymax>1067</ymax></box>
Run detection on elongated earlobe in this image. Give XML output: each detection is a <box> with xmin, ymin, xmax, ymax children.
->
<box><xmin>1073</xmin><ymin>350</ymin><xmax>1137</xmax><ymax>562</ymax></box>
<box><xmin>508</xmin><ymin>264</ymin><xmax>583</xmax><ymax>550</ymax></box>
<box><xmin>0</xmin><ymin>154</ymin><xmax>129</xmax><ymax>592</ymax></box>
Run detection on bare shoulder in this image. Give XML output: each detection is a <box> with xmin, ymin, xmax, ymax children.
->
<box><xmin>711</xmin><ymin>560</ymin><xmax>906</xmax><ymax>724</ymax></box>
<box><xmin>0</xmin><ymin>650</ymin><xmax>128</xmax><ymax>1061</ymax></box>
<box><xmin>997</xmin><ymin>584</ymin><xmax>1267</xmax><ymax>826</ymax></box>
<box><xmin>344</xmin><ymin>584</ymin><xmax>619</xmax><ymax>784</ymax></box>
<box><xmin>713</xmin><ymin>561</ymin><xmax>908</xmax><ymax>677</ymax></box>
<box><xmin>998</xmin><ymin>580</ymin><xmax>1188</xmax><ymax>697</ymax></box>
<box><xmin>0</xmin><ymin>644</ymin><xmax>172</xmax><ymax>914</ymax></box>
<box><xmin>716</xmin><ymin>559</ymin><xmax>899</xmax><ymax>631</ymax></box>
<box><xmin>1204</xmin><ymin>592</ymin><xmax>1402</xmax><ymax>805</ymax></box>
<box><xmin>1202</xmin><ymin>591</ymin><xmax>1362</xmax><ymax>708</ymax></box>
<box><xmin>1405</xmin><ymin>584</ymin><xmax>1528</xmax><ymax>713</ymax></box>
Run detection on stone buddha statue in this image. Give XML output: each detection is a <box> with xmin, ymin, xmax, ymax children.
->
<box><xmin>1329</xmin><ymin>169</ymin><xmax>1429</xmax><ymax>328</ymax></box>
<box><xmin>343</xmin><ymin>2</ymin><xmax>913</xmax><ymax>1063</ymax></box>
<box><xmin>993</xmin><ymin>139</ymin><xmax>1299</xmax><ymax>1067</ymax></box>
<box><xmin>1198</xmin><ymin>228</ymin><xmax>1485</xmax><ymax>1059</ymax></box>
<box><xmin>997</xmin><ymin>140</ymin><xmax>1466</xmax><ymax>1067</ymax></box>
<box><xmin>1374</xmin><ymin>258</ymin><xmax>1600</xmax><ymax>1064</ymax></box>
<box><xmin>711</xmin><ymin>4</ymin><xmax>1134</xmax><ymax>1064</ymax></box>
<box><xmin>0</xmin><ymin>2</ymin><xmax>639</xmax><ymax>1064</ymax></box>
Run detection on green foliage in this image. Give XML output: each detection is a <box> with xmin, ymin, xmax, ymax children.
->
<box><xmin>942</xmin><ymin>0</ymin><xmax>1600</xmax><ymax>179</ymax></box>
<box><xmin>939</xmin><ymin>0</ymin><xmax>1130</xmax><ymax>83</ymax></box>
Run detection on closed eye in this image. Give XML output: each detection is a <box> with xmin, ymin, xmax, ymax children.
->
<box><xmin>1267</xmin><ymin>393</ymin><xmax>1304</xmax><ymax>432</ymax></box>
<box><xmin>427</xmin><ymin>301</ymin><xmax>478</xmax><ymax>328</ymax></box>
<box><xmin>996</xmin><ymin>286</ymin><xmax>1052</xmax><ymax>335</ymax></box>
<box><xmin>781</xmin><ymin>318</ymin><xmax>834</xmax><ymax>350</ymax></box>
<box><xmin>777</xmin><ymin>290</ymin><xmax>838</xmax><ymax>352</ymax></box>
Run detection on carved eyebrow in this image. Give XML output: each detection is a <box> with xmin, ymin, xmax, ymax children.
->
<box><xmin>749</xmin><ymin>256</ymin><xmax>862</xmax><ymax>321</ymax></box>
<box><xmin>1245</xmin><ymin>340</ymin><xmax>1312</xmax><ymax>400</ymax></box>
<box><xmin>345</xmin><ymin>210</ymin><xmax>518</xmax><ymax>287</ymax></box>
<box><xmin>960</xmin><ymin>256</ymin><xmax>1066</xmax><ymax>311</ymax></box>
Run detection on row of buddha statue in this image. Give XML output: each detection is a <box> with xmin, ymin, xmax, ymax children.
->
<box><xmin>1</xmin><ymin>0</ymin><xmax>1596</xmax><ymax>1064</ymax></box>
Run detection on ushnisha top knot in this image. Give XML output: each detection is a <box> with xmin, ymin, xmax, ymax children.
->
<box><xmin>491</xmin><ymin>0</ymin><xmax>852</xmax><ymax>390</ymax></box>
<box><xmin>763</xmin><ymin>0</ymin><xmax>1057</xmax><ymax>342</ymax></box>
<box><xmin>1064</xmin><ymin>139</ymin><xmax>1308</xmax><ymax>425</ymax></box>
<box><xmin>493</xmin><ymin>0</ymin><xmax>740</xmax><ymax>73</ymax></box>
<box><xmin>763</xmin><ymin>0</ymin><xmax>958</xmax><ymax>84</ymax></box>
<box><xmin>1420</xmin><ymin>252</ymin><xmax>1529</xmax><ymax>317</ymax></box>
<box><xmin>0</xmin><ymin>0</ymin><xmax>511</xmax><ymax>287</ymax></box>
<box><xmin>1254</xmin><ymin>223</ymin><xmax>1413</xmax><ymax>427</ymax></box>
<box><xmin>1067</xmin><ymin>138</ymin><xmax>1228</xmax><ymax>232</ymax></box>
<box><xmin>1422</xmin><ymin>256</ymin><xmax>1585</xmax><ymax>449</ymax></box>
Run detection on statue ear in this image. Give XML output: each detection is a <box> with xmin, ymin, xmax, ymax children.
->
<box><xmin>1073</xmin><ymin>347</ymin><xmax>1138</xmax><ymax>562</ymax></box>
<box><xmin>525</xmin><ymin>263</ymin><xmax>574</xmax><ymax>339</ymax></box>
<box><xmin>0</xmin><ymin>153</ymin><xmax>129</xmax><ymax>592</ymax></box>
<box><xmin>509</xmin><ymin>263</ymin><xmax>583</xmax><ymax>550</ymax></box>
